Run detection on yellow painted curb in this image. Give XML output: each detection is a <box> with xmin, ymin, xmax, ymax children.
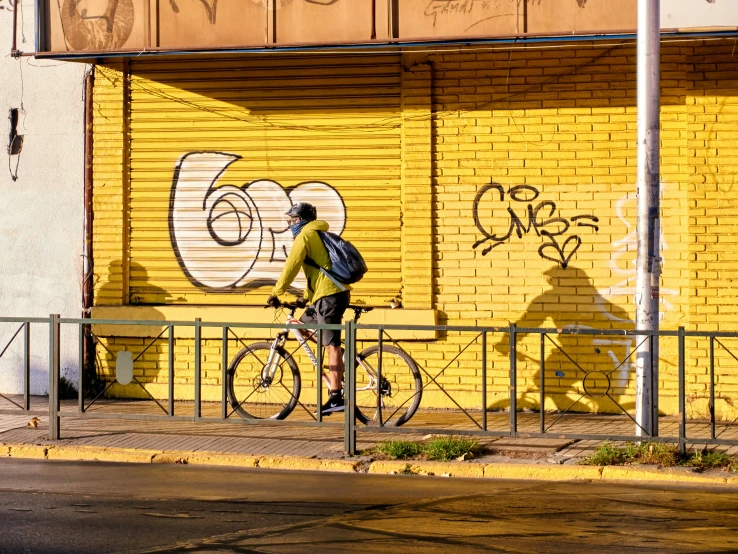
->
<box><xmin>316</xmin><ymin>459</ymin><xmax>364</xmax><ymax>473</ymax></box>
<box><xmin>601</xmin><ymin>466</ymin><xmax>728</xmax><ymax>485</ymax></box>
<box><xmin>368</xmin><ymin>460</ymin><xmax>484</xmax><ymax>478</ymax></box>
<box><xmin>152</xmin><ymin>451</ymin><xmax>259</xmax><ymax>468</ymax></box>
<box><xmin>726</xmin><ymin>475</ymin><xmax>738</xmax><ymax>486</ymax></box>
<box><xmin>483</xmin><ymin>463</ymin><xmax>603</xmax><ymax>481</ymax></box>
<box><xmin>257</xmin><ymin>456</ymin><xmax>360</xmax><ymax>473</ymax></box>
<box><xmin>8</xmin><ymin>445</ymin><xmax>48</xmax><ymax>459</ymax></box>
<box><xmin>3</xmin><ymin>441</ymin><xmax>736</xmax><ymax>486</ymax></box>
<box><xmin>46</xmin><ymin>446</ymin><xmax>161</xmax><ymax>464</ymax></box>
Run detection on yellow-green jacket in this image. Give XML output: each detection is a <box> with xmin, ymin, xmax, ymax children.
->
<box><xmin>271</xmin><ymin>220</ymin><xmax>351</xmax><ymax>304</ymax></box>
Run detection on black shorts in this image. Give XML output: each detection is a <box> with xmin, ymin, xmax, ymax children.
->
<box><xmin>299</xmin><ymin>291</ymin><xmax>350</xmax><ymax>347</ymax></box>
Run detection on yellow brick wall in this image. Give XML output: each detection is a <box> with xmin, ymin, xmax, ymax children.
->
<box><xmin>92</xmin><ymin>41</ymin><xmax>738</xmax><ymax>419</ymax></box>
<box><xmin>92</xmin><ymin>62</ymin><xmax>128</xmax><ymax>306</ymax></box>
<box><xmin>686</xmin><ymin>42</ymin><xmax>738</xmax><ymax>421</ymax></box>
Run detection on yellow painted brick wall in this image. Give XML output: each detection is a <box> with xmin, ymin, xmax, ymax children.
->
<box><xmin>686</xmin><ymin>41</ymin><xmax>738</xmax><ymax>421</ymax></box>
<box><xmin>92</xmin><ymin>41</ymin><xmax>738</xmax><ymax>419</ymax></box>
<box><xmin>401</xmin><ymin>42</ymin><xmax>687</xmax><ymax>415</ymax></box>
<box><xmin>92</xmin><ymin>63</ymin><xmax>128</xmax><ymax>307</ymax></box>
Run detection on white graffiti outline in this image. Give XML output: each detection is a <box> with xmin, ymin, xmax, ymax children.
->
<box><xmin>169</xmin><ymin>151</ymin><xmax>346</xmax><ymax>292</ymax></box>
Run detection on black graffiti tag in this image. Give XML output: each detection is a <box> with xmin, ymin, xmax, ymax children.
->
<box><xmin>472</xmin><ymin>182</ymin><xmax>599</xmax><ymax>269</ymax></box>
<box><xmin>169</xmin><ymin>0</ymin><xmax>218</xmax><ymax>24</ymax></box>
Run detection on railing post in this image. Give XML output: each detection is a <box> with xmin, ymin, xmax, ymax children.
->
<box><xmin>48</xmin><ymin>314</ymin><xmax>60</xmax><ymax>440</ymax></box>
<box><xmin>316</xmin><ymin>329</ymin><xmax>323</xmax><ymax>423</ymax></box>
<box><xmin>649</xmin><ymin>333</ymin><xmax>655</xmax><ymax>437</ymax></box>
<box><xmin>168</xmin><ymin>324</ymin><xmax>175</xmax><ymax>416</ymax></box>
<box><xmin>194</xmin><ymin>318</ymin><xmax>201</xmax><ymax>420</ymax></box>
<box><xmin>377</xmin><ymin>329</ymin><xmax>383</xmax><ymax>427</ymax></box>
<box><xmin>509</xmin><ymin>322</ymin><xmax>517</xmax><ymax>437</ymax></box>
<box><xmin>482</xmin><ymin>331</ymin><xmax>487</xmax><ymax>432</ymax></box>
<box><xmin>78</xmin><ymin>322</ymin><xmax>85</xmax><ymax>413</ymax></box>
<box><xmin>344</xmin><ymin>320</ymin><xmax>356</xmax><ymax>455</ymax></box>
<box><xmin>222</xmin><ymin>326</ymin><xmax>228</xmax><ymax>420</ymax></box>
<box><xmin>678</xmin><ymin>326</ymin><xmax>686</xmax><ymax>454</ymax></box>
<box><xmin>23</xmin><ymin>322</ymin><xmax>30</xmax><ymax>411</ymax></box>
<box><xmin>710</xmin><ymin>335</ymin><xmax>716</xmax><ymax>440</ymax></box>
<box><xmin>540</xmin><ymin>332</ymin><xmax>545</xmax><ymax>434</ymax></box>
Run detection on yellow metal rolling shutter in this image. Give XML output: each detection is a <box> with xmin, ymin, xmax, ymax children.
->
<box><xmin>127</xmin><ymin>54</ymin><xmax>402</xmax><ymax>306</ymax></box>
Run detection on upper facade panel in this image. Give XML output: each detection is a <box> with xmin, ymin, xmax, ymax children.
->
<box><xmin>38</xmin><ymin>0</ymin><xmax>738</xmax><ymax>56</ymax></box>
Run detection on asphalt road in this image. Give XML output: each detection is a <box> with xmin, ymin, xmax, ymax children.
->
<box><xmin>1</xmin><ymin>459</ymin><xmax>738</xmax><ymax>553</ymax></box>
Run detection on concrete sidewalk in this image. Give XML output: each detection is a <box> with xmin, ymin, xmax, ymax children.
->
<box><xmin>2</xmin><ymin>397</ymin><xmax>738</xmax><ymax>486</ymax></box>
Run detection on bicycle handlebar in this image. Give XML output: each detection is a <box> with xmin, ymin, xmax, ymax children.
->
<box><xmin>264</xmin><ymin>301</ymin><xmax>300</xmax><ymax>312</ymax></box>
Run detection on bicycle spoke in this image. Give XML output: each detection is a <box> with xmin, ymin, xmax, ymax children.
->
<box><xmin>355</xmin><ymin>346</ymin><xmax>421</xmax><ymax>426</ymax></box>
<box><xmin>228</xmin><ymin>342</ymin><xmax>300</xmax><ymax>420</ymax></box>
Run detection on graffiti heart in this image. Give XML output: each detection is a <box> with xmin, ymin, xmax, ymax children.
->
<box><xmin>472</xmin><ymin>182</ymin><xmax>599</xmax><ymax>269</ymax></box>
<box><xmin>169</xmin><ymin>152</ymin><xmax>346</xmax><ymax>291</ymax></box>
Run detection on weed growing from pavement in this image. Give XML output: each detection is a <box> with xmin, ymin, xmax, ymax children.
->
<box><xmin>580</xmin><ymin>441</ymin><xmax>738</xmax><ymax>471</ymax></box>
<box><xmin>374</xmin><ymin>440</ymin><xmax>422</xmax><ymax>460</ymax></box>
<box><xmin>422</xmin><ymin>437</ymin><xmax>485</xmax><ymax>461</ymax></box>
<box><xmin>371</xmin><ymin>437</ymin><xmax>486</xmax><ymax>462</ymax></box>
<box><xmin>59</xmin><ymin>376</ymin><xmax>78</xmax><ymax>400</ymax></box>
<box><xmin>583</xmin><ymin>441</ymin><xmax>629</xmax><ymax>466</ymax></box>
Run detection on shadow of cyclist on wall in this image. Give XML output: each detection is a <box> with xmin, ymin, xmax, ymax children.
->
<box><xmin>493</xmin><ymin>266</ymin><xmax>634</xmax><ymax>417</ymax></box>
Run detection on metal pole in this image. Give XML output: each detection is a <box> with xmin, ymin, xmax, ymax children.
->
<box><xmin>316</xmin><ymin>329</ymin><xmax>322</xmax><ymax>423</ymax></box>
<box><xmin>194</xmin><ymin>318</ymin><xmax>201</xmax><ymax>419</ymax></box>
<box><xmin>377</xmin><ymin>329</ymin><xmax>383</xmax><ymax>427</ymax></box>
<box><xmin>23</xmin><ymin>322</ymin><xmax>30</xmax><ymax>411</ymax></box>
<box><xmin>78</xmin><ymin>323</ymin><xmax>84</xmax><ymax>413</ymax></box>
<box><xmin>11</xmin><ymin>0</ymin><xmax>18</xmax><ymax>55</ymax></box>
<box><xmin>49</xmin><ymin>315</ymin><xmax>60</xmax><ymax>440</ymax></box>
<box><xmin>482</xmin><ymin>331</ymin><xmax>487</xmax><ymax>432</ymax></box>
<box><xmin>82</xmin><ymin>71</ymin><xmax>95</xmax><ymax>395</ymax></box>
<box><xmin>509</xmin><ymin>323</ymin><xmax>517</xmax><ymax>437</ymax></box>
<box><xmin>168</xmin><ymin>324</ymin><xmax>174</xmax><ymax>416</ymax></box>
<box><xmin>540</xmin><ymin>332</ymin><xmax>545</xmax><ymax>434</ymax></box>
<box><xmin>221</xmin><ymin>326</ymin><xmax>228</xmax><ymax>420</ymax></box>
<box><xmin>710</xmin><ymin>335</ymin><xmax>715</xmax><ymax>440</ymax></box>
<box><xmin>635</xmin><ymin>0</ymin><xmax>661</xmax><ymax>437</ymax></box>
<box><xmin>678</xmin><ymin>326</ymin><xmax>686</xmax><ymax>454</ymax></box>
<box><xmin>344</xmin><ymin>320</ymin><xmax>356</xmax><ymax>455</ymax></box>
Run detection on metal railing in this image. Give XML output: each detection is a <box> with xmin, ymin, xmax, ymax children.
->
<box><xmin>4</xmin><ymin>314</ymin><xmax>738</xmax><ymax>454</ymax></box>
<box><xmin>0</xmin><ymin>317</ymin><xmax>48</xmax><ymax>415</ymax></box>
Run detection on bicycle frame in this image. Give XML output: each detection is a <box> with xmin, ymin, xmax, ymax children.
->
<box><xmin>260</xmin><ymin>311</ymin><xmax>378</xmax><ymax>395</ymax></box>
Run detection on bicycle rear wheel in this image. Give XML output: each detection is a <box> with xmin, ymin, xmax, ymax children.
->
<box><xmin>227</xmin><ymin>342</ymin><xmax>301</xmax><ymax>420</ymax></box>
<box><xmin>354</xmin><ymin>345</ymin><xmax>422</xmax><ymax>427</ymax></box>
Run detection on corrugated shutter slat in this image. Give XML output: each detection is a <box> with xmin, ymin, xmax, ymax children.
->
<box><xmin>128</xmin><ymin>55</ymin><xmax>402</xmax><ymax>306</ymax></box>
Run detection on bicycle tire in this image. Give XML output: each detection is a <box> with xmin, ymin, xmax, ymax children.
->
<box><xmin>354</xmin><ymin>345</ymin><xmax>422</xmax><ymax>427</ymax></box>
<box><xmin>227</xmin><ymin>342</ymin><xmax>301</xmax><ymax>420</ymax></box>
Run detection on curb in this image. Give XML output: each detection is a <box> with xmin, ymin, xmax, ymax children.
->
<box><xmin>3</xmin><ymin>443</ymin><xmax>735</xmax><ymax>486</ymax></box>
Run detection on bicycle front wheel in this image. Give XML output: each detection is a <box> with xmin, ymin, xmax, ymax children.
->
<box><xmin>354</xmin><ymin>345</ymin><xmax>422</xmax><ymax>427</ymax></box>
<box><xmin>227</xmin><ymin>342</ymin><xmax>301</xmax><ymax>420</ymax></box>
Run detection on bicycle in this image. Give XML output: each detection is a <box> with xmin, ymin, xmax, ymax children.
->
<box><xmin>226</xmin><ymin>302</ymin><xmax>422</xmax><ymax>426</ymax></box>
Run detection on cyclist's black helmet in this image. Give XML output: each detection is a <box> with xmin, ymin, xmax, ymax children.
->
<box><xmin>286</xmin><ymin>202</ymin><xmax>317</xmax><ymax>222</ymax></box>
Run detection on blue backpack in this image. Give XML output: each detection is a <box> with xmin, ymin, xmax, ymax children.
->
<box><xmin>305</xmin><ymin>231</ymin><xmax>367</xmax><ymax>289</ymax></box>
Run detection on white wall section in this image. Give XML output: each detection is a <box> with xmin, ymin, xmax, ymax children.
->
<box><xmin>662</xmin><ymin>0</ymin><xmax>738</xmax><ymax>29</ymax></box>
<box><xmin>0</xmin><ymin>0</ymin><xmax>87</xmax><ymax>395</ymax></box>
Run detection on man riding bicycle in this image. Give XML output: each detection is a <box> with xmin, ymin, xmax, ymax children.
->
<box><xmin>267</xmin><ymin>202</ymin><xmax>351</xmax><ymax>415</ymax></box>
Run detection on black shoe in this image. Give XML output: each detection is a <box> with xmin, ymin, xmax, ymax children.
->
<box><xmin>318</xmin><ymin>395</ymin><xmax>345</xmax><ymax>416</ymax></box>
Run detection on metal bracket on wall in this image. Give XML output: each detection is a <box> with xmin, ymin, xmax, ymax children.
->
<box><xmin>7</xmin><ymin>108</ymin><xmax>23</xmax><ymax>181</ymax></box>
<box><xmin>7</xmin><ymin>108</ymin><xmax>23</xmax><ymax>156</ymax></box>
